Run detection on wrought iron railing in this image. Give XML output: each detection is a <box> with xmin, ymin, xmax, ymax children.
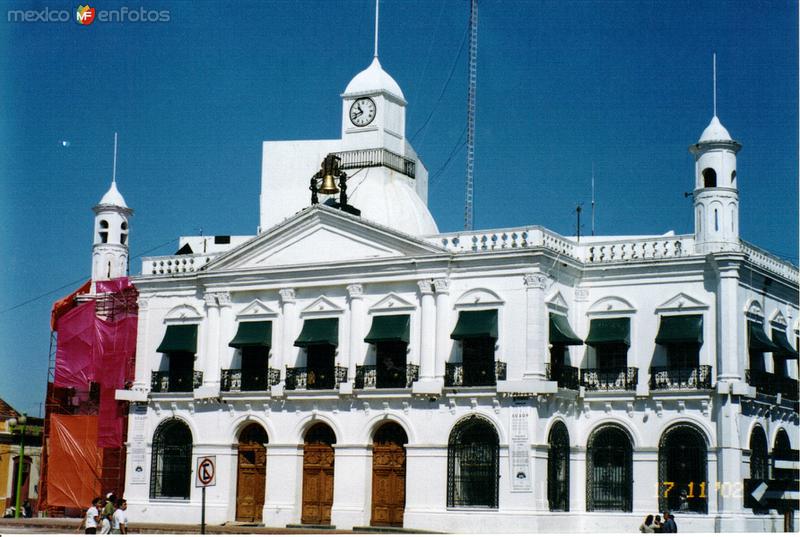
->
<box><xmin>220</xmin><ymin>368</ymin><xmax>281</xmax><ymax>392</ymax></box>
<box><xmin>546</xmin><ymin>363</ymin><xmax>580</xmax><ymax>390</ymax></box>
<box><xmin>285</xmin><ymin>366</ymin><xmax>347</xmax><ymax>390</ymax></box>
<box><xmin>334</xmin><ymin>147</ymin><xmax>416</xmax><ymax>178</ymax></box>
<box><xmin>746</xmin><ymin>369</ymin><xmax>799</xmax><ymax>397</ymax></box>
<box><xmin>650</xmin><ymin>365</ymin><xmax>712</xmax><ymax>390</ymax></box>
<box><xmin>580</xmin><ymin>367</ymin><xmax>638</xmax><ymax>391</ymax></box>
<box><xmin>354</xmin><ymin>364</ymin><xmax>419</xmax><ymax>389</ymax></box>
<box><xmin>445</xmin><ymin>361</ymin><xmax>507</xmax><ymax>387</ymax></box>
<box><xmin>150</xmin><ymin>370</ymin><xmax>203</xmax><ymax>393</ymax></box>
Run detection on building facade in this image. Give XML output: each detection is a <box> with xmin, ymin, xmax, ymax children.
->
<box><xmin>112</xmin><ymin>51</ymin><xmax>799</xmax><ymax>533</ymax></box>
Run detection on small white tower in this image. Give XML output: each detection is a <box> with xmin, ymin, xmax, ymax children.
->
<box><xmin>689</xmin><ymin>116</ymin><xmax>741</xmax><ymax>254</ymax></box>
<box><xmin>92</xmin><ymin>136</ymin><xmax>132</xmax><ymax>283</ymax></box>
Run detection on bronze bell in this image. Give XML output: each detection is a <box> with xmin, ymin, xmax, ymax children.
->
<box><xmin>319</xmin><ymin>173</ymin><xmax>339</xmax><ymax>194</ymax></box>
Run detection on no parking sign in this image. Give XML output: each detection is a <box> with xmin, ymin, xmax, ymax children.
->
<box><xmin>195</xmin><ymin>456</ymin><xmax>216</xmax><ymax>488</ymax></box>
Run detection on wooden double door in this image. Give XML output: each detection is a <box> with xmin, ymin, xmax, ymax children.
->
<box><xmin>236</xmin><ymin>424</ymin><xmax>268</xmax><ymax>522</ymax></box>
<box><xmin>302</xmin><ymin>424</ymin><xmax>336</xmax><ymax>525</ymax></box>
<box><xmin>371</xmin><ymin>423</ymin><xmax>408</xmax><ymax>527</ymax></box>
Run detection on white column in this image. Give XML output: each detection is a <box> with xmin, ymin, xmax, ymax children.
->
<box><xmin>717</xmin><ymin>262</ymin><xmax>741</xmax><ymax>381</ymax></box>
<box><xmin>279</xmin><ymin>288</ymin><xmax>297</xmax><ymax>376</ymax></box>
<box><xmin>330</xmin><ymin>445</ymin><xmax>371</xmax><ymax>528</ymax></box>
<box><xmin>262</xmin><ymin>444</ymin><xmax>303</xmax><ymax>526</ymax></box>
<box><xmin>523</xmin><ymin>273</ymin><xmax>548</xmax><ymax>379</ymax></box>
<box><xmin>212</xmin><ymin>292</ymin><xmax>232</xmax><ymax>387</ymax></box>
<box><xmin>133</xmin><ymin>296</ymin><xmax>151</xmax><ymax>391</ymax></box>
<box><xmin>202</xmin><ymin>292</ymin><xmax>220</xmax><ymax>387</ymax></box>
<box><xmin>347</xmin><ymin>284</ymin><xmax>365</xmax><ymax>383</ymax></box>
<box><xmin>433</xmin><ymin>278</ymin><xmax>451</xmax><ymax>379</ymax></box>
<box><xmin>418</xmin><ymin>280</ymin><xmax>435</xmax><ymax>381</ymax></box>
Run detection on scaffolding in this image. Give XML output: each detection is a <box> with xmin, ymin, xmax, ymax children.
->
<box><xmin>38</xmin><ymin>279</ymin><xmax>137</xmax><ymax>517</ymax></box>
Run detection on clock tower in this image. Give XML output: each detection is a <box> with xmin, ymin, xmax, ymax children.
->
<box><xmin>341</xmin><ymin>56</ymin><xmax>407</xmax><ymax>155</ymax></box>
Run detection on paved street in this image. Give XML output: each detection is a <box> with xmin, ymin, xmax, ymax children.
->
<box><xmin>0</xmin><ymin>518</ymin><xmax>363</xmax><ymax>534</ymax></box>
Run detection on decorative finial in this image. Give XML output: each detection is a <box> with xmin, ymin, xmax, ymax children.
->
<box><xmin>374</xmin><ymin>0</ymin><xmax>379</xmax><ymax>58</ymax></box>
<box><xmin>712</xmin><ymin>53</ymin><xmax>717</xmax><ymax>117</ymax></box>
<box><xmin>112</xmin><ymin>132</ymin><xmax>118</xmax><ymax>185</ymax></box>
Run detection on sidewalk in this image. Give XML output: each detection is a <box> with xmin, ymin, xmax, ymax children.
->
<box><xmin>0</xmin><ymin>517</ymin><xmax>356</xmax><ymax>534</ymax></box>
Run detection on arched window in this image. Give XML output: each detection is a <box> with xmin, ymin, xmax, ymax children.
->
<box><xmin>658</xmin><ymin>424</ymin><xmax>708</xmax><ymax>513</ymax></box>
<box><xmin>587</xmin><ymin>425</ymin><xmax>632</xmax><ymax>512</ymax></box>
<box><xmin>772</xmin><ymin>429</ymin><xmax>792</xmax><ymax>481</ymax></box>
<box><xmin>150</xmin><ymin>419</ymin><xmax>193</xmax><ymax>499</ymax></box>
<box><xmin>749</xmin><ymin>425</ymin><xmax>769</xmax><ymax>514</ymax></box>
<box><xmin>548</xmin><ymin>422</ymin><xmax>570</xmax><ymax>511</ymax></box>
<box><xmin>447</xmin><ymin>415</ymin><xmax>499</xmax><ymax>508</ymax></box>
<box><xmin>702</xmin><ymin>168</ymin><xmax>717</xmax><ymax>188</ymax></box>
<box><xmin>99</xmin><ymin>219</ymin><xmax>109</xmax><ymax>244</ymax></box>
<box><xmin>714</xmin><ymin>209</ymin><xmax>719</xmax><ymax>232</ymax></box>
<box><xmin>730</xmin><ymin>170</ymin><xmax>737</xmax><ymax>184</ymax></box>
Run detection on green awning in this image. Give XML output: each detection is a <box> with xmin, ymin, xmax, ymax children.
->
<box><xmin>748</xmin><ymin>321</ymin><xmax>780</xmax><ymax>352</ymax></box>
<box><xmin>450</xmin><ymin>310</ymin><xmax>498</xmax><ymax>340</ymax></box>
<box><xmin>772</xmin><ymin>328</ymin><xmax>799</xmax><ymax>359</ymax></box>
<box><xmin>549</xmin><ymin>314</ymin><xmax>582</xmax><ymax>345</ymax></box>
<box><xmin>294</xmin><ymin>318</ymin><xmax>339</xmax><ymax>347</ymax></box>
<box><xmin>655</xmin><ymin>315</ymin><xmax>703</xmax><ymax>345</ymax></box>
<box><xmin>585</xmin><ymin>318</ymin><xmax>630</xmax><ymax>346</ymax></box>
<box><xmin>364</xmin><ymin>315</ymin><xmax>410</xmax><ymax>344</ymax></box>
<box><xmin>156</xmin><ymin>324</ymin><xmax>197</xmax><ymax>354</ymax></box>
<box><xmin>229</xmin><ymin>321</ymin><xmax>272</xmax><ymax>348</ymax></box>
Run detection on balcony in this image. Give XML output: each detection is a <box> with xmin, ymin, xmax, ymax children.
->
<box><xmin>746</xmin><ymin>369</ymin><xmax>799</xmax><ymax>397</ymax></box>
<box><xmin>285</xmin><ymin>366</ymin><xmax>347</xmax><ymax>390</ymax></box>
<box><xmin>150</xmin><ymin>370</ymin><xmax>203</xmax><ymax>393</ymax></box>
<box><xmin>334</xmin><ymin>147</ymin><xmax>416</xmax><ymax>178</ymax></box>
<box><xmin>354</xmin><ymin>364</ymin><xmax>419</xmax><ymax>389</ymax></box>
<box><xmin>580</xmin><ymin>367</ymin><xmax>638</xmax><ymax>391</ymax></box>
<box><xmin>445</xmin><ymin>361</ymin><xmax>507</xmax><ymax>387</ymax></box>
<box><xmin>547</xmin><ymin>364</ymin><xmax>580</xmax><ymax>390</ymax></box>
<box><xmin>650</xmin><ymin>366</ymin><xmax>713</xmax><ymax>390</ymax></box>
<box><xmin>220</xmin><ymin>368</ymin><xmax>281</xmax><ymax>392</ymax></box>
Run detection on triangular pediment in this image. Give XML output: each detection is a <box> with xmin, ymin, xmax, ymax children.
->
<box><xmin>546</xmin><ymin>291</ymin><xmax>569</xmax><ymax>313</ymax></box>
<box><xmin>301</xmin><ymin>296</ymin><xmax>345</xmax><ymax>316</ymax></box>
<box><xmin>369</xmin><ymin>293</ymin><xmax>415</xmax><ymax>313</ymax></box>
<box><xmin>655</xmin><ymin>293</ymin><xmax>709</xmax><ymax>313</ymax></box>
<box><xmin>237</xmin><ymin>299</ymin><xmax>278</xmax><ymax>319</ymax></box>
<box><xmin>770</xmin><ymin>310</ymin><xmax>788</xmax><ymax>327</ymax></box>
<box><xmin>204</xmin><ymin>206</ymin><xmax>446</xmax><ymax>272</ymax></box>
<box><xmin>164</xmin><ymin>304</ymin><xmax>203</xmax><ymax>322</ymax></box>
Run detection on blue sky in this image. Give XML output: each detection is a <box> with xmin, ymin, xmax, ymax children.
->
<box><xmin>0</xmin><ymin>0</ymin><xmax>797</xmax><ymax>415</ymax></box>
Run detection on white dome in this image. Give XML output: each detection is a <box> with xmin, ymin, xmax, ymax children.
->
<box><xmin>339</xmin><ymin>168</ymin><xmax>438</xmax><ymax>236</ymax></box>
<box><xmin>98</xmin><ymin>180</ymin><xmax>128</xmax><ymax>208</ymax></box>
<box><xmin>344</xmin><ymin>57</ymin><xmax>405</xmax><ymax>102</ymax></box>
<box><xmin>699</xmin><ymin>116</ymin><xmax>732</xmax><ymax>143</ymax></box>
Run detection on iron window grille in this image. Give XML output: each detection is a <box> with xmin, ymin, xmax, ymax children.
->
<box><xmin>355</xmin><ymin>364</ymin><xmax>419</xmax><ymax>389</ymax></box>
<box><xmin>445</xmin><ymin>360</ymin><xmax>507</xmax><ymax>387</ymax></box>
<box><xmin>220</xmin><ymin>368</ymin><xmax>281</xmax><ymax>392</ymax></box>
<box><xmin>150</xmin><ymin>370</ymin><xmax>203</xmax><ymax>392</ymax></box>
<box><xmin>547</xmin><ymin>422</ymin><xmax>570</xmax><ymax>511</ymax></box>
<box><xmin>580</xmin><ymin>367</ymin><xmax>638</xmax><ymax>391</ymax></box>
<box><xmin>285</xmin><ymin>366</ymin><xmax>347</xmax><ymax>390</ymax></box>
<box><xmin>447</xmin><ymin>415</ymin><xmax>500</xmax><ymax>508</ymax></box>
<box><xmin>546</xmin><ymin>363</ymin><xmax>580</xmax><ymax>390</ymax></box>
<box><xmin>658</xmin><ymin>424</ymin><xmax>708</xmax><ymax>513</ymax></box>
<box><xmin>149</xmin><ymin>419</ymin><xmax>192</xmax><ymax>499</ymax></box>
<box><xmin>587</xmin><ymin>425</ymin><xmax>633</xmax><ymax>512</ymax></box>
<box><xmin>650</xmin><ymin>365</ymin><xmax>712</xmax><ymax>390</ymax></box>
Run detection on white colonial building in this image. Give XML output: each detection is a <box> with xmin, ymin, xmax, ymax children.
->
<box><xmin>110</xmin><ymin>47</ymin><xmax>799</xmax><ymax>533</ymax></box>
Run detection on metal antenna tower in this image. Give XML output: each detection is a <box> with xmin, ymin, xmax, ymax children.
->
<box><xmin>464</xmin><ymin>0</ymin><xmax>478</xmax><ymax>230</ymax></box>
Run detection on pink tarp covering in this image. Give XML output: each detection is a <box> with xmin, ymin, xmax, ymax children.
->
<box><xmin>95</xmin><ymin>277</ymin><xmax>130</xmax><ymax>294</ymax></box>
<box><xmin>53</xmin><ymin>301</ymin><xmax>98</xmax><ymax>389</ymax></box>
<box><xmin>47</xmin><ymin>415</ymin><xmax>102</xmax><ymax>509</ymax></box>
<box><xmin>52</xmin><ymin>278</ymin><xmax>138</xmax><ymax>447</ymax></box>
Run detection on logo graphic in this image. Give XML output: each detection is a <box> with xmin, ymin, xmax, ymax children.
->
<box><xmin>75</xmin><ymin>5</ymin><xmax>95</xmax><ymax>25</ymax></box>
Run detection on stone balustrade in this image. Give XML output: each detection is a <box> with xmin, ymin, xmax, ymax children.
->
<box><xmin>741</xmin><ymin>241</ymin><xmax>799</xmax><ymax>282</ymax></box>
<box><xmin>142</xmin><ymin>252</ymin><xmax>219</xmax><ymax>275</ymax></box>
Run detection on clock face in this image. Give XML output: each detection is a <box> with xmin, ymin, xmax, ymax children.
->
<box><xmin>349</xmin><ymin>97</ymin><xmax>376</xmax><ymax>127</ymax></box>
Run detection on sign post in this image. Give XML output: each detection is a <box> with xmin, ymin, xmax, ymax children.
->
<box><xmin>195</xmin><ymin>456</ymin><xmax>216</xmax><ymax>535</ymax></box>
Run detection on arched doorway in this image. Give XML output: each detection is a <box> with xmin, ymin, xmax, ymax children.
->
<box><xmin>586</xmin><ymin>425</ymin><xmax>632</xmax><ymax>512</ymax></box>
<box><xmin>749</xmin><ymin>425</ymin><xmax>769</xmax><ymax>515</ymax></box>
<box><xmin>547</xmin><ymin>422</ymin><xmax>570</xmax><ymax>511</ymax></box>
<box><xmin>447</xmin><ymin>415</ymin><xmax>500</xmax><ymax>508</ymax></box>
<box><xmin>658</xmin><ymin>424</ymin><xmax>707</xmax><ymax>513</ymax></box>
<box><xmin>301</xmin><ymin>423</ymin><xmax>336</xmax><ymax>525</ymax></box>
<box><xmin>371</xmin><ymin>422</ymin><xmax>408</xmax><ymax>527</ymax></box>
<box><xmin>236</xmin><ymin>423</ymin><xmax>268</xmax><ymax>522</ymax></box>
<box><xmin>150</xmin><ymin>419</ymin><xmax>192</xmax><ymax>499</ymax></box>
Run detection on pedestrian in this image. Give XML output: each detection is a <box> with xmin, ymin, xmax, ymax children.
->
<box><xmin>83</xmin><ymin>497</ymin><xmax>103</xmax><ymax>534</ymax></box>
<box><xmin>653</xmin><ymin>514</ymin><xmax>663</xmax><ymax>533</ymax></box>
<box><xmin>662</xmin><ymin>511</ymin><xmax>678</xmax><ymax>533</ymax></box>
<box><xmin>639</xmin><ymin>514</ymin><xmax>656</xmax><ymax>533</ymax></box>
<box><xmin>100</xmin><ymin>493</ymin><xmax>116</xmax><ymax>534</ymax></box>
<box><xmin>22</xmin><ymin>499</ymin><xmax>32</xmax><ymax>518</ymax></box>
<box><xmin>112</xmin><ymin>499</ymin><xmax>127</xmax><ymax>534</ymax></box>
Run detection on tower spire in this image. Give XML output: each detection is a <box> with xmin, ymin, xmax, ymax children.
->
<box><xmin>374</xmin><ymin>0</ymin><xmax>379</xmax><ymax>58</ymax></box>
<box><xmin>713</xmin><ymin>53</ymin><xmax>717</xmax><ymax>117</ymax></box>
<box><xmin>112</xmin><ymin>131</ymin><xmax>118</xmax><ymax>185</ymax></box>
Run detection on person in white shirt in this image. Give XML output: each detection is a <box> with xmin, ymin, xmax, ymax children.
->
<box><xmin>83</xmin><ymin>497</ymin><xmax>103</xmax><ymax>534</ymax></box>
<box><xmin>112</xmin><ymin>499</ymin><xmax>128</xmax><ymax>534</ymax></box>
